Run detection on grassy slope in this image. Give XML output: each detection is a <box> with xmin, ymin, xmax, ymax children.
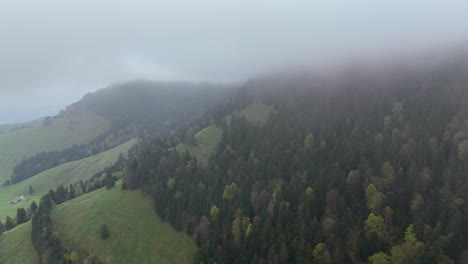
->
<box><xmin>175</xmin><ymin>103</ymin><xmax>273</xmax><ymax>165</ymax></box>
<box><xmin>0</xmin><ymin>110</ymin><xmax>110</xmax><ymax>182</ymax></box>
<box><xmin>0</xmin><ymin>138</ymin><xmax>137</xmax><ymax>220</ymax></box>
<box><xmin>175</xmin><ymin>125</ymin><xmax>223</xmax><ymax>166</ymax></box>
<box><xmin>52</xmin><ymin>186</ymin><xmax>197</xmax><ymax>264</ymax></box>
<box><xmin>0</xmin><ymin>103</ymin><xmax>271</xmax><ymax>263</ymax></box>
<box><xmin>0</xmin><ymin>222</ymin><xmax>40</xmax><ymax>264</ymax></box>
<box><xmin>235</xmin><ymin>102</ymin><xmax>273</xmax><ymax>124</ymax></box>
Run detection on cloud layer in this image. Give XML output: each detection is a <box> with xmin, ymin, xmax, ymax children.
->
<box><xmin>1</xmin><ymin>0</ymin><xmax>468</xmax><ymax>122</ymax></box>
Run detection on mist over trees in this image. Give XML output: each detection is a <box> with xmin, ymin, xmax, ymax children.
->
<box><xmin>6</xmin><ymin>52</ymin><xmax>468</xmax><ymax>263</ymax></box>
<box><xmin>67</xmin><ymin>81</ymin><xmax>231</xmax><ymax>132</ymax></box>
<box><xmin>120</xmin><ymin>56</ymin><xmax>468</xmax><ymax>263</ymax></box>
<box><xmin>2</xmin><ymin>81</ymin><xmax>232</xmax><ymax>187</ymax></box>
<box><xmin>3</xmin><ymin>1</ymin><xmax>468</xmax><ymax>263</ymax></box>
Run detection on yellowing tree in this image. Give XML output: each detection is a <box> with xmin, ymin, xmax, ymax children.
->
<box><xmin>404</xmin><ymin>224</ymin><xmax>417</xmax><ymax>243</ymax></box>
<box><xmin>366</xmin><ymin>184</ymin><xmax>384</xmax><ymax>212</ymax></box>
<box><xmin>369</xmin><ymin>252</ymin><xmax>391</xmax><ymax>264</ymax></box>
<box><xmin>223</xmin><ymin>182</ymin><xmax>240</xmax><ymax>201</ymax></box>
<box><xmin>210</xmin><ymin>205</ymin><xmax>219</xmax><ymax>222</ymax></box>
<box><xmin>374</xmin><ymin>133</ymin><xmax>384</xmax><ymax>143</ymax></box>
<box><xmin>305</xmin><ymin>186</ymin><xmax>314</xmax><ymax>202</ymax></box>
<box><xmin>304</xmin><ymin>132</ymin><xmax>315</xmax><ymax>151</ymax></box>
<box><xmin>166</xmin><ymin>178</ymin><xmax>176</xmax><ymax>190</ymax></box>
<box><xmin>312</xmin><ymin>243</ymin><xmax>326</xmax><ymax>261</ymax></box>
<box><xmin>365</xmin><ymin>213</ymin><xmax>385</xmax><ymax>238</ymax></box>
<box><xmin>245</xmin><ymin>223</ymin><xmax>252</xmax><ymax>238</ymax></box>
<box><xmin>381</xmin><ymin>161</ymin><xmax>395</xmax><ymax>186</ymax></box>
<box><xmin>232</xmin><ymin>217</ymin><xmax>242</xmax><ymax>246</ymax></box>
<box><xmin>458</xmin><ymin>140</ymin><xmax>468</xmax><ymax>161</ymax></box>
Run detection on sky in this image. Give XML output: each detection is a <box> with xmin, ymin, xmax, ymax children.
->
<box><xmin>1</xmin><ymin>0</ymin><xmax>468</xmax><ymax>123</ymax></box>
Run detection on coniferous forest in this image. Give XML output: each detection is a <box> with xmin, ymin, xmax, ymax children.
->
<box><xmin>10</xmin><ymin>56</ymin><xmax>468</xmax><ymax>264</ymax></box>
<box><xmin>4</xmin><ymin>3</ymin><xmax>468</xmax><ymax>264</ymax></box>
<box><xmin>123</xmin><ymin>59</ymin><xmax>468</xmax><ymax>263</ymax></box>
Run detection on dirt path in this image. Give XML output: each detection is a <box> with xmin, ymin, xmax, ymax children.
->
<box><xmin>61</xmin><ymin>189</ymin><xmax>107</xmax><ymax>207</ymax></box>
<box><xmin>2</xmin><ymin>221</ymin><xmax>28</xmax><ymax>234</ymax></box>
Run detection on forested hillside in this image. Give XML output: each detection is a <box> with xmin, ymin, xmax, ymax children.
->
<box><xmin>1</xmin><ymin>81</ymin><xmax>229</xmax><ymax>186</ymax></box>
<box><xmin>0</xmin><ymin>81</ymin><xmax>230</xmax><ymax>254</ymax></box>
<box><xmin>4</xmin><ymin>2</ymin><xmax>467</xmax><ymax>263</ymax></box>
<box><xmin>66</xmin><ymin>81</ymin><xmax>229</xmax><ymax>135</ymax></box>
<box><xmin>0</xmin><ymin>110</ymin><xmax>110</xmax><ymax>182</ymax></box>
<box><xmin>3</xmin><ymin>57</ymin><xmax>468</xmax><ymax>263</ymax></box>
<box><xmin>124</xmin><ymin>57</ymin><xmax>468</xmax><ymax>263</ymax></box>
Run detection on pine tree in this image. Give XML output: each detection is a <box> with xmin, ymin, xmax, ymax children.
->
<box><xmin>5</xmin><ymin>216</ymin><xmax>14</xmax><ymax>230</ymax></box>
<box><xmin>101</xmin><ymin>224</ymin><xmax>110</xmax><ymax>240</ymax></box>
<box><xmin>30</xmin><ymin>201</ymin><xmax>38</xmax><ymax>213</ymax></box>
<box><xmin>16</xmin><ymin>208</ymin><xmax>27</xmax><ymax>224</ymax></box>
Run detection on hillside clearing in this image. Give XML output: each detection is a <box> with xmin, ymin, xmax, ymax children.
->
<box><xmin>0</xmin><ymin>110</ymin><xmax>110</xmax><ymax>182</ymax></box>
<box><xmin>0</xmin><ymin>138</ymin><xmax>137</xmax><ymax>220</ymax></box>
<box><xmin>174</xmin><ymin>103</ymin><xmax>273</xmax><ymax>165</ymax></box>
<box><xmin>175</xmin><ymin>125</ymin><xmax>222</xmax><ymax>166</ymax></box>
<box><xmin>51</xmin><ymin>186</ymin><xmax>197</xmax><ymax>264</ymax></box>
<box><xmin>235</xmin><ymin>102</ymin><xmax>274</xmax><ymax>124</ymax></box>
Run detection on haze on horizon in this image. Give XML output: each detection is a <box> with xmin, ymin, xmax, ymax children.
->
<box><xmin>1</xmin><ymin>0</ymin><xmax>468</xmax><ymax>123</ymax></box>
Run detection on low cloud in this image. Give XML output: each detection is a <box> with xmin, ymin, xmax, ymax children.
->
<box><xmin>1</xmin><ymin>0</ymin><xmax>468</xmax><ymax>122</ymax></box>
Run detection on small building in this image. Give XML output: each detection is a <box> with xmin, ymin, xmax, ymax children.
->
<box><xmin>10</xmin><ymin>196</ymin><xmax>24</xmax><ymax>205</ymax></box>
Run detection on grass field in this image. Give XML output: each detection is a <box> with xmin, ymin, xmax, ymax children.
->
<box><xmin>175</xmin><ymin>125</ymin><xmax>223</xmax><ymax>166</ymax></box>
<box><xmin>51</xmin><ymin>185</ymin><xmax>197</xmax><ymax>264</ymax></box>
<box><xmin>235</xmin><ymin>102</ymin><xmax>274</xmax><ymax>124</ymax></box>
<box><xmin>0</xmin><ymin>221</ymin><xmax>40</xmax><ymax>264</ymax></box>
<box><xmin>0</xmin><ymin>110</ymin><xmax>110</xmax><ymax>182</ymax></box>
<box><xmin>0</xmin><ymin>138</ymin><xmax>137</xmax><ymax>220</ymax></box>
<box><xmin>174</xmin><ymin>103</ymin><xmax>273</xmax><ymax>165</ymax></box>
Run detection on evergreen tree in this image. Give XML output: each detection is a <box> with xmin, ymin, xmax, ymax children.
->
<box><xmin>16</xmin><ymin>208</ymin><xmax>27</xmax><ymax>224</ymax></box>
<box><xmin>101</xmin><ymin>224</ymin><xmax>110</xmax><ymax>240</ymax></box>
<box><xmin>69</xmin><ymin>184</ymin><xmax>75</xmax><ymax>199</ymax></box>
<box><xmin>5</xmin><ymin>216</ymin><xmax>14</xmax><ymax>230</ymax></box>
<box><xmin>30</xmin><ymin>201</ymin><xmax>38</xmax><ymax>214</ymax></box>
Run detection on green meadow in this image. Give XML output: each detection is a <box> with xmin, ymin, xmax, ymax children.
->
<box><xmin>175</xmin><ymin>103</ymin><xmax>273</xmax><ymax>165</ymax></box>
<box><xmin>0</xmin><ymin>222</ymin><xmax>40</xmax><ymax>264</ymax></box>
<box><xmin>0</xmin><ymin>138</ymin><xmax>137</xmax><ymax>220</ymax></box>
<box><xmin>52</xmin><ymin>186</ymin><xmax>197</xmax><ymax>264</ymax></box>
<box><xmin>0</xmin><ymin>110</ymin><xmax>110</xmax><ymax>182</ymax></box>
<box><xmin>175</xmin><ymin>125</ymin><xmax>223</xmax><ymax>166</ymax></box>
<box><xmin>235</xmin><ymin>102</ymin><xmax>274</xmax><ymax>124</ymax></box>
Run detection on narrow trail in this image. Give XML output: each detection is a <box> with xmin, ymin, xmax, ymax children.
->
<box><xmin>2</xmin><ymin>221</ymin><xmax>28</xmax><ymax>234</ymax></box>
<box><xmin>60</xmin><ymin>189</ymin><xmax>107</xmax><ymax>207</ymax></box>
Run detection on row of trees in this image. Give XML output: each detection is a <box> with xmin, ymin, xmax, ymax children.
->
<box><xmin>30</xmin><ymin>170</ymin><xmax>120</xmax><ymax>263</ymax></box>
<box><xmin>0</xmin><ymin>150</ymin><xmax>127</xmax><ymax>264</ymax></box>
<box><xmin>1</xmin><ymin>147</ymin><xmax>127</xmax><ymax>236</ymax></box>
<box><xmin>3</xmin><ymin>127</ymin><xmax>134</xmax><ymax>186</ymax></box>
<box><xmin>0</xmin><ymin>205</ymin><xmax>36</xmax><ymax>234</ymax></box>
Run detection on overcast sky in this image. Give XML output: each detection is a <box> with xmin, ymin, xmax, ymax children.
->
<box><xmin>1</xmin><ymin>0</ymin><xmax>468</xmax><ymax>123</ymax></box>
